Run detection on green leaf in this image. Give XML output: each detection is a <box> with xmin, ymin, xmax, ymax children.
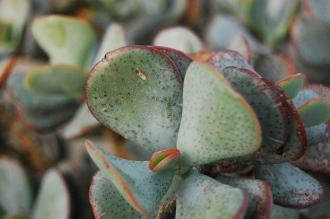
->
<box><xmin>32</xmin><ymin>170</ymin><xmax>70</xmax><ymax>219</ymax></box>
<box><xmin>216</xmin><ymin>175</ymin><xmax>272</xmax><ymax>219</ymax></box>
<box><xmin>222</xmin><ymin>67</ymin><xmax>289</xmax><ymax>160</ymax></box>
<box><xmin>32</xmin><ymin>15</ymin><xmax>96</xmax><ymax>66</ymax></box>
<box><xmin>89</xmin><ymin>171</ymin><xmax>145</xmax><ymax>219</ymax></box>
<box><xmin>148</xmin><ymin>148</ymin><xmax>180</xmax><ymax>173</ymax></box>
<box><xmin>248</xmin><ymin>0</ymin><xmax>299</xmax><ymax>47</ymax></box>
<box><xmin>0</xmin><ymin>157</ymin><xmax>31</xmax><ymax>216</ymax></box>
<box><xmin>177</xmin><ymin>61</ymin><xmax>261</xmax><ymax>167</ymax></box>
<box><xmin>277</xmin><ymin>73</ymin><xmax>306</xmax><ymax>99</ymax></box>
<box><xmin>269</xmin><ymin>204</ymin><xmax>299</xmax><ymax>219</ymax></box>
<box><xmin>8</xmin><ymin>71</ymin><xmax>78</xmax><ymax>114</ymax></box>
<box><xmin>176</xmin><ymin>171</ymin><xmax>248</xmax><ymax>219</ymax></box>
<box><xmin>24</xmin><ymin>64</ymin><xmax>87</xmax><ymax>99</ymax></box>
<box><xmin>149</xmin><ymin>45</ymin><xmax>192</xmax><ymax>78</ymax></box>
<box><xmin>298</xmin><ymin>98</ymin><xmax>330</xmax><ymax>127</ymax></box>
<box><xmin>86</xmin><ymin>45</ymin><xmax>183</xmax><ymax>152</ymax></box>
<box><xmin>227</xmin><ymin>35</ymin><xmax>252</xmax><ymax>63</ymax></box>
<box><xmin>254</xmin><ymin>163</ymin><xmax>323</xmax><ymax>208</ymax></box>
<box><xmin>0</xmin><ymin>0</ymin><xmax>30</xmax><ymax>55</ymax></box>
<box><xmin>153</xmin><ymin>27</ymin><xmax>204</xmax><ymax>53</ymax></box>
<box><xmin>94</xmin><ymin>22</ymin><xmax>128</xmax><ymax>63</ymax></box>
<box><xmin>85</xmin><ymin>140</ymin><xmax>175</xmax><ymax>217</ymax></box>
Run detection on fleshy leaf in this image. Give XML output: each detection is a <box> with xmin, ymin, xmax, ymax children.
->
<box><xmin>216</xmin><ymin>175</ymin><xmax>272</xmax><ymax>219</ymax></box>
<box><xmin>277</xmin><ymin>73</ymin><xmax>306</xmax><ymax>99</ymax></box>
<box><xmin>208</xmin><ymin>50</ymin><xmax>253</xmax><ymax>73</ymax></box>
<box><xmin>254</xmin><ymin>163</ymin><xmax>323</xmax><ymax>208</ymax></box>
<box><xmin>7</xmin><ymin>71</ymin><xmax>78</xmax><ymax>113</ymax></box>
<box><xmin>148</xmin><ymin>148</ymin><xmax>180</xmax><ymax>173</ymax></box>
<box><xmin>32</xmin><ymin>170</ymin><xmax>70</xmax><ymax>219</ymax></box>
<box><xmin>0</xmin><ymin>157</ymin><xmax>31</xmax><ymax>216</ymax></box>
<box><xmin>148</xmin><ymin>45</ymin><xmax>192</xmax><ymax>78</ymax></box>
<box><xmin>24</xmin><ymin>64</ymin><xmax>87</xmax><ymax>99</ymax></box>
<box><xmin>189</xmin><ymin>51</ymin><xmax>215</xmax><ymax>62</ymax></box>
<box><xmin>94</xmin><ymin>22</ymin><xmax>128</xmax><ymax>63</ymax></box>
<box><xmin>227</xmin><ymin>35</ymin><xmax>252</xmax><ymax>63</ymax></box>
<box><xmin>85</xmin><ymin>140</ymin><xmax>175</xmax><ymax>217</ymax></box>
<box><xmin>86</xmin><ymin>45</ymin><xmax>182</xmax><ymax>152</ymax></box>
<box><xmin>248</xmin><ymin>0</ymin><xmax>299</xmax><ymax>47</ymax></box>
<box><xmin>32</xmin><ymin>15</ymin><xmax>96</xmax><ymax>66</ymax></box>
<box><xmin>89</xmin><ymin>171</ymin><xmax>144</xmax><ymax>219</ymax></box>
<box><xmin>269</xmin><ymin>204</ymin><xmax>299</xmax><ymax>219</ymax></box>
<box><xmin>153</xmin><ymin>27</ymin><xmax>204</xmax><ymax>53</ymax></box>
<box><xmin>176</xmin><ymin>171</ymin><xmax>248</xmax><ymax>219</ymax></box>
<box><xmin>294</xmin><ymin>140</ymin><xmax>330</xmax><ymax>175</ymax></box>
<box><xmin>304</xmin><ymin>0</ymin><xmax>330</xmax><ymax>24</ymax></box>
<box><xmin>291</xmin><ymin>13</ymin><xmax>330</xmax><ymax>68</ymax></box>
<box><xmin>222</xmin><ymin>67</ymin><xmax>289</xmax><ymax>159</ymax></box>
<box><xmin>306</xmin><ymin>123</ymin><xmax>328</xmax><ymax>145</ymax></box>
<box><xmin>293</xmin><ymin>88</ymin><xmax>320</xmax><ymax>107</ymax></box>
<box><xmin>255</xmin><ymin>53</ymin><xmax>296</xmax><ymax>82</ymax></box>
<box><xmin>0</xmin><ymin>57</ymin><xmax>16</xmax><ymax>88</ymax></box>
<box><xmin>177</xmin><ymin>61</ymin><xmax>261</xmax><ymax>167</ymax></box>
<box><xmin>0</xmin><ymin>0</ymin><xmax>30</xmax><ymax>56</ymax></box>
<box><xmin>298</xmin><ymin>98</ymin><xmax>330</xmax><ymax>127</ymax></box>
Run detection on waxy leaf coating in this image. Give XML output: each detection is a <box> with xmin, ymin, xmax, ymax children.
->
<box><xmin>177</xmin><ymin>61</ymin><xmax>261</xmax><ymax>167</ymax></box>
<box><xmin>86</xmin><ymin>45</ymin><xmax>183</xmax><ymax>152</ymax></box>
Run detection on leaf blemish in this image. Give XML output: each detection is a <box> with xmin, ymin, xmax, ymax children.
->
<box><xmin>135</xmin><ymin>68</ymin><xmax>147</xmax><ymax>81</ymax></box>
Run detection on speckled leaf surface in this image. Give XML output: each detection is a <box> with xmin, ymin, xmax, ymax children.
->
<box><xmin>254</xmin><ymin>163</ymin><xmax>323</xmax><ymax>208</ymax></box>
<box><xmin>208</xmin><ymin>50</ymin><xmax>253</xmax><ymax>73</ymax></box>
<box><xmin>0</xmin><ymin>157</ymin><xmax>31</xmax><ymax>216</ymax></box>
<box><xmin>269</xmin><ymin>204</ymin><xmax>299</xmax><ymax>219</ymax></box>
<box><xmin>294</xmin><ymin>140</ymin><xmax>330</xmax><ymax>175</ymax></box>
<box><xmin>298</xmin><ymin>98</ymin><xmax>330</xmax><ymax>127</ymax></box>
<box><xmin>148</xmin><ymin>45</ymin><xmax>192</xmax><ymax>78</ymax></box>
<box><xmin>153</xmin><ymin>27</ymin><xmax>204</xmax><ymax>53</ymax></box>
<box><xmin>291</xmin><ymin>13</ymin><xmax>330</xmax><ymax>67</ymax></box>
<box><xmin>24</xmin><ymin>64</ymin><xmax>87</xmax><ymax>99</ymax></box>
<box><xmin>255</xmin><ymin>54</ymin><xmax>295</xmax><ymax>82</ymax></box>
<box><xmin>32</xmin><ymin>170</ymin><xmax>70</xmax><ymax>219</ymax></box>
<box><xmin>94</xmin><ymin>22</ymin><xmax>127</xmax><ymax>63</ymax></box>
<box><xmin>177</xmin><ymin>61</ymin><xmax>261</xmax><ymax>167</ymax></box>
<box><xmin>305</xmin><ymin>123</ymin><xmax>328</xmax><ymax>145</ymax></box>
<box><xmin>176</xmin><ymin>171</ymin><xmax>247</xmax><ymax>219</ymax></box>
<box><xmin>7</xmin><ymin>71</ymin><xmax>78</xmax><ymax>113</ymax></box>
<box><xmin>89</xmin><ymin>171</ymin><xmax>144</xmax><ymax>219</ymax></box>
<box><xmin>222</xmin><ymin>67</ymin><xmax>289</xmax><ymax>158</ymax></box>
<box><xmin>248</xmin><ymin>0</ymin><xmax>299</xmax><ymax>46</ymax></box>
<box><xmin>86</xmin><ymin>45</ymin><xmax>182</xmax><ymax>152</ymax></box>
<box><xmin>216</xmin><ymin>175</ymin><xmax>272</xmax><ymax>219</ymax></box>
<box><xmin>32</xmin><ymin>15</ymin><xmax>96</xmax><ymax>66</ymax></box>
<box><xmin>277</xmin><ymin>73</ymin><xmax>305</xmax><ymax>99</ymax></box>
<box><xmin>85</xmin><ymin>140</ymin><xmax>174</xmax><ymax>217</ymax></box>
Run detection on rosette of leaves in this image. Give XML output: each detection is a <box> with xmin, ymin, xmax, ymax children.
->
<box><xmin>84</xmin><ymin>45</ymin><xmax>330</xmax><ymax>218</ymax></box>
<box><xmin>7</xmin><ymin>15</ymin><xmax>128</xmax><ymax>133</ymax></box>
<box><xmin>0</xmin><ymin>157</ymin><xmax>92</xmax><ymax>219</ymax></box>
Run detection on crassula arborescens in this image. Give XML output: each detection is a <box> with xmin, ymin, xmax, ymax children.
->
<box><xmin>84</xmin><ymin>45</ymin><xmax>330</xmax><ymax>218</ymax></box>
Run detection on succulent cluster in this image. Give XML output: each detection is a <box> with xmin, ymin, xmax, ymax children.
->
<box><xmin>0</xmin><ymin>0</ymin><xmax>330</xmax><ymax>219</ymax></box>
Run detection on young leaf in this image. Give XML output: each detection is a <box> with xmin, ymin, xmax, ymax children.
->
<box><xmin>86</xmin><ymin>45</ymin><xmax>182</xmax><ymax>152</ymax></box>
<box><xmin>32</xmin><ymin>170</ymin><xmax>70</xmax><ymax>219</ymax></box>
<box><xmin>85</xmin><ymin>140</ymin><xmax>175</xmax><ymax>217</ymax></box>
<box><xmin>177</xmin><ymin>61</ymin><xmax>261</xmax><ymax>167</ymax></box>
<box><xmin>277</xmin><ymin>73</ymin><xmax>306</xmax><ymax>99</ymax></box>
<box><xmin>149</xmin><ymin>148</ymin><xmax>180</xmax><ymax>173</ymax></box>
<box><xmin>254</xmin><ymin>163</ymin><xmax>323</xmax><ymax>208</ymax></box>
<box><xmin>298</xmin><ymin>98</ymin><xmax>330</xmax><ymax>127</ymax></box>
<box><xmin>216</xmin><ymin>176</ymin><xmax>272</xmax><ymax>219</ymax></box>
<box><xmin>24</xmin><ymin>64</ymin><xmax>87</xmax><ymax>99</ymax></box>
<box><xmin>32</xmin><ymin>15</ymin><xmax>96</xmax><ymax>66</ymax></box>
<box><xmin>89</xmin><ymin>171</ymin><xmax>145</xmax><ymax>219</ymax></box>
<box><xmin>0</xmin><ymin>157</ymin><xmax>31</xmax><ymax>216</ymax></box>
<box><xmin>176</xmin><ymin>171</ymin><xmax>248</xmax><ymax>219</ymax></box>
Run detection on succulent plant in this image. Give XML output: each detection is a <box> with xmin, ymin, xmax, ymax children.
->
<box><xmin>84</xmin><ymin>45</ymin><xmax>330</xmax><ymax>218</ymax></box>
